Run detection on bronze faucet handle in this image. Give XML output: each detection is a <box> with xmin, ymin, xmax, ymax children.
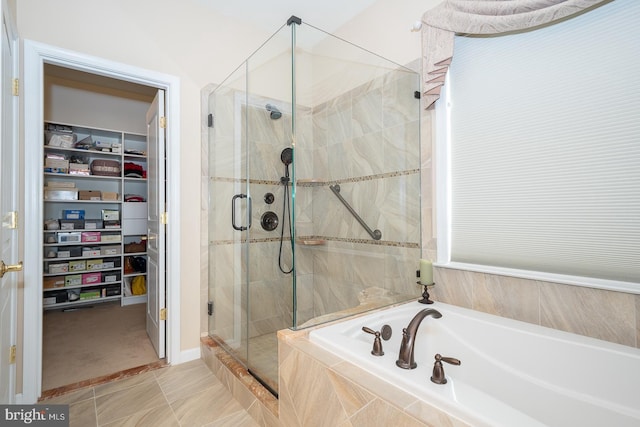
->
<box><xmin>430</xmin><ymin>353</ymin><xmax>461</xmax><ymax>385</ymax></box>
<box><xmin>362</xmin><ymin>326</ymin><xmax>384</xmax><ymax>356</ymax></box>
<box><xmin>438</xmin><ymin>354</ymin><xmax>461</xmax><ymax>366</ymax></box>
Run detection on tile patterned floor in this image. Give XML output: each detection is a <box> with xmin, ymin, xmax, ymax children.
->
<box><xmin>40</xmin><ymin>359</ymin><xmax>259</xmax><ymax>427</ymax></box>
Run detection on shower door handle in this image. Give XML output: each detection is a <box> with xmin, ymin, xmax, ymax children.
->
<box><xmin>232</xmin><ymin>193</ymin><xmax>252</xmax><ymax>231</ymax></box>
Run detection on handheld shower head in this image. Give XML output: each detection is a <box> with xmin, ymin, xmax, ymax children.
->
<box><xmin>280</xmin><ymin>147</ymin><xmax>293</xmax><ymax>166</ymax></box>
<box><xmin>266</xmin><ymin>104</ymin><xmax>282</xmax><ymax>120</ymax></box>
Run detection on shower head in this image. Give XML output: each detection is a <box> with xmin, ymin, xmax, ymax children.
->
<box><xmin>281</xmin><ymin>147</ymin><xmax>293</xmax><ymax>166</ymax></box>
<box><xmin>266</xmin><ymin>104</ymin><xmax>282</xmax><ymax>120</ymax></box>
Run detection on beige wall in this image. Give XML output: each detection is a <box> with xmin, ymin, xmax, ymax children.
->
<box><xmin>16</xmin><ymin>0</ymin><xmax>439</xmax><ymax>354</ymax></box>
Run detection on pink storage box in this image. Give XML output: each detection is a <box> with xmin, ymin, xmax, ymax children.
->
<box><xmin>82</xmin><ymin>272</ymin><xmax>102</xmax><ymax>285</ymax></box>
<box><xmin>81</xmin><ymin>231</ymin><xmax>101</xmax><ymax>242</ymax></box>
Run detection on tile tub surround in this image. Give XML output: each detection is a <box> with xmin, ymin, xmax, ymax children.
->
<box><xmin>202</xmin><ymin>320</ymin><xmax>467</xmax><ymax>427</ymax></box>
<box><xmin>431</xmin><ymin>267</ymin><xmax>640</xmax><ymax>349</ymax></box>
<box><xmin>277</xmin><ymin>327</ymin><xmax>469</xmax><ymax>427</ymax></box>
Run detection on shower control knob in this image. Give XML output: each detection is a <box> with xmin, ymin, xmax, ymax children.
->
<box><xmin>260</xmin><ymin>211</ymin><xmax>279</xmax><ymax>231</ymax></box>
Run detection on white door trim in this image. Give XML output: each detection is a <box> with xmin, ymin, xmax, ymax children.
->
<box><xmin>1</xmin><ymin>0</ymin><xmax>20</xmax><ymax>404</ymax></box>
<box><xmin>22</xmin><ymin>39</ymin><xmax>182</xmax><ymax>403</ymax></box>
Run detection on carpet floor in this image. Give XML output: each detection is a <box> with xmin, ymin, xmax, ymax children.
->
<box><xmin>42</xmin><ymin>301</ymin><xmax>160</xmax><ymax>391</ymax></box>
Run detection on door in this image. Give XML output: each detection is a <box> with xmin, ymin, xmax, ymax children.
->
<box><xmin>146</xmin><ymin>90</ymin><xmax>166</xmax><ymax>358</ymax></box>
<box><xmin>0</xmin><ymin>5</ymin><xmax>20</xmax><ymax>404</ymax></box>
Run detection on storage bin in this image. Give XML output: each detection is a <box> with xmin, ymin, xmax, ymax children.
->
<box><xmin>101</xmin><ymin>192</ymin><xmax>119</xmax><ymax>201</ymax></box>
<box><xmin>82</xmin><ymin>272</ymin><xmax>102</xmax><ymax>285</ymax></box>
<box><xmin>67</xmin><ymin>246</ymin><xmax>82</xmax><ymax>257</ymax></box>
<box><xmin>101</xmin><ymin>234</ymin><xmax>121</xmax><ymax>243</ymax></box>
<box><xmin>103</xmin><ymin>220</ymin><xmax>120</xmax><ymax>229</ymax></box>
<box><xmin>45</xmin><ymin>131</ymin><xmax>76</xmax><ymax>147</ymax></box>
<box><xmin>81</xmin><ymin>231</ymin><xmax>101</xmax><ymax>242</ymax></box>
<box><xmin>82</xmin><ymin>247</ymin><xmax>101</xmax><ymax>257</ymax></box>
<box><xmin>69</xmin><ymin>163</ymin><xmax>90</xmax><ymax>175</ymax></box>
<box><xmin>56</xmin><ymin>250</ymin><xmax>71</xmax><ymax>258</ymax></box>
<box><xmin>43</xmin><ymin>277</ymin><xmax>65</xmax><ymax>289</ymax></box>
<box><xmin>86</xmin><ymin>259</ymin><xmax>104</xmax><ymax>270</ymax></box>
<box><xmin>124</xmin><ymin>240</ymin><xmax>146</xmax><ymax>253</ymax></box>
<box><xmin>84</xmin><ymin>219</ymin><xmax>103</xmax><ymax>229</ymax></box>
<box><xmin>57</xmin><ymin>232</ymin><xmax>81</xmax><ymax>243</ymax></box>
<box><xmin>63</xmin><ymin>210</ymin><xmax>85</xmax><ymax>220</ymax></box>
<box><xmin>68</xmin><ymin>260</ymin><xmax>86</xmax><ymax>272</ymax></box>
<box><xmin>80</xmin><ymin>290</ymin><xmax>100</xmax><ymax>300</ymax></box>
<box><xmin>60</xmin><ymin>219</ymin><xmax>84</xmax><ymax>230</ymax></box>
<box><xmin>102</xmin><ymin>210</ymin><xmax>120</xmax><ymax>221</ymax></box>
<box><xmin>48</xmin><ymin>263</ymin><xmax>69</xmax><ymax>274</ymax></box>
<box><xmin>44</xmin><ymin>158</ymin><xmax>69</xmax><ymax>174</ymax></box>
<box><xmin>44</xmin><ymin>189</ymin><xmax>77</xmax><ymax>200</ymax></box>
<box><xmin>78</xmin><ymin>190</ymin><xmax>101</xmax><ymax>200</ymax></box>
<box><xmin>101</xmin><ymin>245</ymin><xmax>121</xmax><ymax>256</ymax></box>
<box><xmin>90</xmin><ymin>159</ymin><xmax>121</xmax><ymax>177</ymax></box>
<box><xmin>65</xmin><ymin>274</ymin><xmax>82</xmax><ymax>287</ymax></box>
<box><xmin>105</xmin><ymin>284</ymin><xmax>121</xmax><ymax>296</ymax></box>
<box><xmin>102</xmin><ymin>271</ymin><xmax>121</xmax><ymax>283</ymax></box>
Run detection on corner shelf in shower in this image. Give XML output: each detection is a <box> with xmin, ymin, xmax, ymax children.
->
<box><xmin>296</xmin><ymin>239</ymin><xmax>326</xmax><ymax>246</ymax></box>
<box><xmin>296</xmin><ymin>179</ymin><xmax>327</xmax><ymax>187</ymax></box>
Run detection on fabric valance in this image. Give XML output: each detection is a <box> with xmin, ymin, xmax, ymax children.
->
<box><xmin>421</xmin><ymin>0</ymin><xmax>610</xmax><ymax>109</ymax></box>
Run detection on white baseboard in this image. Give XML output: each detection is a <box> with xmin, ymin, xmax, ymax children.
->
<box><xmin>173</xmin><ymin>347</ymin><xmax>201</xmax><ymax>365</ymax></box>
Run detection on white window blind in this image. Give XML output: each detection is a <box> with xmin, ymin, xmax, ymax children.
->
<box><xmin>446</xmin><ymin>0</ymin><xmax>639</xmax><ymax>285</ymax></box>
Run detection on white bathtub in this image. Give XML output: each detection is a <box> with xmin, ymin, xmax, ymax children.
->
<box><xmin>309</xmin><ymin>301</ymin><xmax>640</xmax><ymax>427</ymax></box>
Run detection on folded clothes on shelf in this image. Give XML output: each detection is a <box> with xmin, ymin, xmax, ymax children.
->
<box><xmin>124</xmin><ymin>162</ymin><xmax>146</xmax><ymax>178</ymax></box>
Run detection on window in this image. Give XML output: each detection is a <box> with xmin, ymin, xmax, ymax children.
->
<box><xmin>436</xmin><ymin>0</ymin><xmax>640</xmax><ymax>292</ymax></box>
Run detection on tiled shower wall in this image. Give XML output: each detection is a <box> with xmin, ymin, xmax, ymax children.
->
<box><xmin>293</xmin><ymin>67</ymin><xmax>422</xmax><ymax>326</ymax></box>
<box><xmin>202</xmin><ymin>64</ymin><xmax>424</xmax><ymax>341</ymax></box>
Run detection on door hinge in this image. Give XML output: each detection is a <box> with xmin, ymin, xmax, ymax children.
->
<box><xmin>3</xmin><ymin>211</ymin><xmax>18</xmax><ymax>229</ymax></box>
<box><xmin>160</xmin><ymin>308</ymin><xmax>167</xmax><ymax>321</ymax></box>
<box><xmin>9</xmin><ymin>345</ymin><xmax>16</xmax><ymax>364</ymax></box>
<box><xmin>161</xmin><ymin>212</ymin><xmax>168</xmax><ymax>225</ymax></box>
<box><xmin>159</xmin><ymin>116</ymin><xmax>167</xmax><ymax>129</ymax></box>
<box><xmin>207</xmin><ymin>301</ymin><xmax>213</xmax><ymax>316</ymax></box>
<box><xmin>12</xmin><ymin>78</ymin><xmax>18</xmax><ymax>96</ymax></box>
<box><xmin>207</xmin><ymin>113</ymin><xmax>214</xmax><ymax>128</ymax></box>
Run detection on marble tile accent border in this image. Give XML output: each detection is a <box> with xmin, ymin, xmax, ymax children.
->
<box><xmin>201</xmin><ymin>337</ymin><xmax>279</xmax><ymax>427</ymax></box>
<box><xmin>209</xmin><ymin>169</ymin><xmax>420</xmax><ymax>187</ymax></box>
<box><xmin>38</xmin><ymin>360</ymin><xmax>167</xmax><ymax>401</ymax></box>
<box><xmin>211</xmin><ymin>235</ymin><xmax>419</xmax><ymax>249</ymax></box>
<box><xmin>297</xmin><ymin>169</ymin><xmax>421</xmax><ymax>187</ymax></box>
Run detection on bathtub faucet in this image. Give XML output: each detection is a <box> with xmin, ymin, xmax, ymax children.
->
<box><xmin>396</xmin><ymin>308</ymin><xmax>442</xmax><ymax>369</ymax></box>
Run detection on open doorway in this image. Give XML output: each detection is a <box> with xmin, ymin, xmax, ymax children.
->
<box><xmin>22</xmin><ymin>41</ymin><xmax>182</xmax><ymax>403</ymax></box>
<box><xmin>41</xmin><ymin>64</ymin><xmax>163</xmax><ymax>391</ymax></box>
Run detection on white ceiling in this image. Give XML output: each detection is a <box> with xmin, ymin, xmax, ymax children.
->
<box><xmin>195</xmin><ymin>0</ymin><xmax>379</xmax><ymax>34</ymax></box>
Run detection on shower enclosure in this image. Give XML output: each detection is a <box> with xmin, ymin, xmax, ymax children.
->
<box><xmin>205</xmin><ymin>16</ymin><xmax>421</xmax><ymax>395</ymax></box>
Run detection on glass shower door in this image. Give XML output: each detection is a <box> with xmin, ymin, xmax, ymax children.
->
<box><xmin>242</xmin><ymin>24</ymin><xmax>294</xmax><ymax>395</ymax></box>
<box><xmin>207</xmin><ymin>21</ymin><xmax>294</xmax><ymax>396</ymax></box>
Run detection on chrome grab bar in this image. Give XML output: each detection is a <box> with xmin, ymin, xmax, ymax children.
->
<box><xmin>329</xmin><ymin>184</ymin><xmax>381</xmax><ymax>240</ymax></box>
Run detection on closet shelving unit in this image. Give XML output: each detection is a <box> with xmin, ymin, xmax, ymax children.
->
<box><xmin>42</xmin><ymin>121</ymin><xmax>149</xmax><ymax>309</ymax></box>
